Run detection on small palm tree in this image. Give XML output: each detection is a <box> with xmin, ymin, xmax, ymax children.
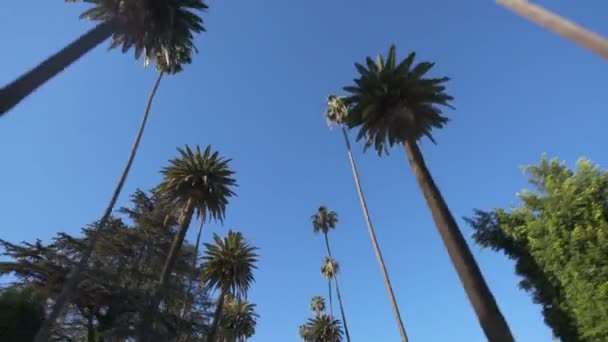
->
<box><xmin>306</xmin><ymin>314</ymin><xmax>343</xmax><ymax>342</ymax></box>
<box><xmin>218</xmin><ymin>296</ymin><xmax>259</xmax><ymax>342</ymax></box>
<box><xmin>299</xmin><ymin>324</ymin><xmax>313</xmax><ymax>342</ymax></box>
<box><xmin>0</xmin><ymin>0</ymin><xmax>207</xmax><ymax>115</ymax></box>
<box><xmin>326</xmin><ymin>94</ymin><xmax>409</xmax><ymax>341</ymax></box>
<box><xmin>136</xmin><ymin>145</ymin><xmax>236</xmax><ymax>340</ymax></box>
<box><xmin>200</xmin><ymin>230</ymin><xmax>258</xmax><ymax>342</ymax></box>
<box><xmin>320</xmin><ymin>257</ymin><xmax>350</xmax><ymax>342</ymax></box>
<box><xmin>311</xmin><ymin>296</ymin><xmax>326</xmax><ymax>317</ymax></box>
<box><xmin>343</xmin><ymin>44</ymin><xmax>514</xmax><ymax>341</ymax></box>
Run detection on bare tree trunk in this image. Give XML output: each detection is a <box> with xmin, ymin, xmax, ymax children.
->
<box><xmin>333</xmin><ymin>274</ymin><xmax>351</xmax><ymax>342</ymax></box>
<box><xmin>341</xmin><ymin>126</ymin><xmax>409</xmax><ymax>341</ymax></box>
<box><xmin>178</xmin><ymin>219</ymin><xmax>205</xmax><ymax>340</ymax></box>
<box><xmin>497</xmin><ymin>0</ymin><xmax>608</xmax><ymax>60</ymax></box>
<box><xmin>0</xmin><ymin>20</ymin><xmax>116</xmax><ymax>115</ymax></box>
<box><xmin>207</xmin><ymin>285</ymin><xmax>228</xmax><ymax>342</ymax></box>
<box><xmin>34</xmin><ymin>70</ymin><xmax>164</xmax><ymax>342</ymax></box>
<box><xmin>404</xmin><ymin>140</ymin><xmax>514</xmax><ymax>342</ymax></box>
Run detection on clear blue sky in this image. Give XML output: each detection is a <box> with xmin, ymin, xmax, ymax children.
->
<box><xmin>1</xmin><ymin>0</ymin><xmax>607</xmax><ymax>341</ymax></box>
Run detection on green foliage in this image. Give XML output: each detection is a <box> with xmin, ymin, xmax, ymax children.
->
<box><xmin>466</xmin><ymin>156</ymin><xmax>608</xmax><ymax>341</ymax></box>
<box><xmin>157</xmin><ymin>145</ymin><xmax>237</xmax><ymax>223</ymax></box>
<box><xmin>310</xmin><ymin>296</ymin><xmax>326</xmax><ymax>317</ymax></box>
<box><xmin>0</xmin><ymin>287</ymin><xmax>45</xmax><ymax>342</ymax></box>
<box><xmin>311</xmin><ymin>206</ymin><xmax>338</xmax><ymax>236</ymax></box>
<box><xmin>0</xmin><ymin>189</ymin><xmax>212</xmax><ymax>341</ymax></box>
<box><xmin>77</xmin><ymin>0</ymin><xmax>208</xmax><ymax>72</ymax></box>
<box><xmin>343</xmin><ymin>44</ymin><xmax>454</xmax><ymax>155</ymax></box>
<box><xmin>305</xmin><ymin>314</ymin><xmax>343</xmax><ymax>342</ymax></box>
<box><xmin>321</xmin><ymin>257</ymin><xmax>339</xmax><ymax>280</ymax></box>
<box><xmin>218</xmin><ymin>296</ymin><xmax>259</xmax><ymax>341</ymax></box>
<box><xmin>200</xmin><ymin>231</ymin><xmax>258</xmax><ymax>298</ymax></box>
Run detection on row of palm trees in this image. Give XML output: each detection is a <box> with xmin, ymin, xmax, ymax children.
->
<box><xmin>299</xmin><ymin>296</ymin><xmax>344</xmax><ymax>342</ymax></box>
<box><xmin>319</xmin><ymin>46</ymin><xmax>514</xmax><ymax>341</ymax></box>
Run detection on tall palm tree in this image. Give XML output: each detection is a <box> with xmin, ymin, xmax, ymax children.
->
<box><xmin>311</xmin><ymin>207</ymin><xmax>350</xmax><ymax>341</ymax></box>
<box><xmin>311</xmin><ymin>296</ymin><xmax>326</xmax><ymax>317</ymax></box>
<box><xmin>325</xmin><ymin>94</ymin><xmax>409</xmax><ymax>342</ymax></box>
<box><xmin>0</xmin><ymin>0</ymin><xmax>207</xmax><ymax>115</ymax></box>
<box><xmin>138</xmin><ymin>145</ymin><xmax>237</xmax><ymax>341</ymax></box>
<box><xmin>218</xmin><ymin>296</ymin><xmax>259</xmax><ymax>342</ymax></box>
<box><xmin>201</xmin><ymin>230</ymin><xmax>258</xmax><ymax>342</ymax></box>
<box><xmin>343</xmin><ymin>44</ymin><xmax>514</xmax><ymax>342</ymax></box>
<box><xmin>497</xmin><ymin>0</ymin><xmax>608</xmax><ymax>60</ymax></box>
<box><xmin>320</xmin><ymin>257</ymin><xmax>350</xmax><ymax>342</ymax></box>
<box><xmin>306</xmin><ymin>314</ymin><xmax>343</xmax><ymax>342</ymax></box>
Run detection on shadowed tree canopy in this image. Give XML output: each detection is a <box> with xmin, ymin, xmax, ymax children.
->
<box><xmin>466</xmin><ymin>156</ymin><xmax>608</xmax><ymax>342</ymax></box>
<box><xmin>0</xmin><ymin>287</ymin><xmax>46</xmax><ymax>341</ymax></box>
<box><xmin>0</xmin><ymin>189</ymin><xmax>212</xmax><ymax>341</ymax></box>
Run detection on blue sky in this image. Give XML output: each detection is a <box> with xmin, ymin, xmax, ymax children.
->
<box><xmin>1</xmin><ymin>0</ymin><xmax>607</xmax><ymax>341</ymax></box>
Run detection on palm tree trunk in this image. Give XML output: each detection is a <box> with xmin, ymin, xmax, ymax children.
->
<box><xmin>178</xmin><ymin>219</ymin><xmax>205</xmax><ymax>340</ymax></box>
<box><xmin>341</xmin><ymin>126</ymin><xmax>409</xmax><ymax>342</ymax></box>
<box><xmin>332</xmin><ymin>275</ymin><xmax>351</xmax><ymax>342</ymax></box>
<box><xmin>139</xmin><ymin>199</ymin><xmax>196</xmax><ymax>342</ymax></box>
<box><xmin>33</xmin><ymin>70</ymin><xmax>165</xmax><ymax>342</ymax></box>
<box><xmin>0</xmin><ymin>20</ymin><xmax>116</xmax><ymax>116</ymax></box>
<box><xmin>327</xmin><ymin>279</ymin><xmax>334</xmax><ymax>318</ymax></box>
<box><xmin>207</xmin><ymin>285</ymin><xmax>229</xmax><ymax>342</ymax></box>
<box><xmin>496</xmin><ymin>0</ymin><xmax>608</xmax><ymax>60</ymax></box>
<box><xmin>403</xmin><ymin>139</ymin><xmax>514</xmax><ymax>342</ymax></box>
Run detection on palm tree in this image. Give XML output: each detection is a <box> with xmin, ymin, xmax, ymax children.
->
<box><xmin>200</xmin><ymin>230</ymin><xmax>258</xmax><ymax>342</ymax></box>
<box><xmin>299</xmin><ymin>324</ymin><xmax>313</xmax><ymax>342</ymax></box>
<box><xmin>343</xmin><ymin>44</ymin><xmax>514</xmax><ymax>342</ymax></box>
<box><xmin>0</xmin><ymin>0</ymin><xmax>207</xmax><ymax>115</ymax></box>
<box><xmin>306</xmin><ymin>314</ymin><xmax>343</xmax><ymax>342</ymax></box>
<box><xmin>325</xmin><ymin>94</ymin><xmax>409</xmax><ymax>342</ymax></box>
<box><xmin>138</xmin><ymin>145</ymin><xmax>237</xmax><ymax>340</ymax></box>
<box><xmin>311</xmin><ymin>207</ymin><xmax>351</xmax><ymax>341</ymax></box>
<box><xmin>218</xmin><ymin>296</ymin><xmax>259</xmax><ymax>342</ymax></box>
<box><xmin>311</xmin><ymin>296</ymin><xmax>326</xmax><ymax>317</ymax></box>
<box><xmin>33</xmin><ymin>42</ymin><xmax>198</xmax><ymax>342</ymax></box>
<box><xmin>497</xmin><ymin>0</ymin><xmax>608</xmax><ymax>60</ymax></box>
<box><xmin>320</xmin><ymin>257</ymin><xmax>350</xmax><ymax>342</ymax></box>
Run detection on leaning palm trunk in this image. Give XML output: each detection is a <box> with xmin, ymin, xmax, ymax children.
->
<box><xmin>404</xmin><ymin>139</ymin><xmax>514</xmax><ymax>342</ymax></box>
<box><xmin>497</xmin><ymin>0</ymin><xmax>608</xmax><ymax>60</ymax></box>
<box><xmin>207</xmin><ymin>284</ymin><xmax>229</xmax><ymax>342</ymax></box>
<box><xmin>34</xmin><ymin>70</ymin><xmax>164</xmax><ymax>342</ymax></box>
<box><xmin>322</xmin><ymin>234</ymin><xmax>350</xmax><ymax>341</ymax></box>
<box><xmin>178</xmin><ymin>219</ymin><xmax>205</xmax><ymax>340</ymax></box>
<box><xmin>341</xmin><ymin>126</ymin><xmax>408</xmax><ymax>342</ymax></box>
<box><xmin>0</xmin><ymin>20</ymin><xmax>117</xmax><ymax>116</ymax></box>
<box><xmin>139</xmin><ymin>199</ymin><xmax>195</xmax><ymax>341</ymax></box>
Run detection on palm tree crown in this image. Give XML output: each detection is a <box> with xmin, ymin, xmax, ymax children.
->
<box><xmin>321</xmin><ymin>257</ymin><xmax>339</xmax><ymax>280</ymax></box>
<box><xmin>306</xmin><ymin>314</ymin><xmax>343</xmax><ymax>342</ymax></box>
<box><xmin>79</xmin><ymin>0</ymin><xmax>207</xmax><ymax>65</ymax></box>
<box><xmin>219</xmin><ymin>296</ymin><xmax>259</xmax><ymax>341</ymax></box>
<box><xmin>311</xmin><ymin>206</ymin><xmax>338</xmax><ymax>236</ymax></box>
<box><xmin>325</xmin><ymin>95</ymin><xmax>349</xmax><ymax>126</ymax></box>
<box><xmin>310</xmin><ymin>296</ymin><xmax>326</xmax><ymax>317</ymax></box>
<box><xmin>156</xmin><ymin>145</ymin><xmax>237</xmax><ymax>222</ymax></box>
<box><xmin>200</xmin><ymin>230</ymin><xmax>258</xmax><ymax>298</ymax></box>
<box><xmin>343</xmin><ymin>44</ymin><xmax>454</xmax><ymax>155</ymax></box>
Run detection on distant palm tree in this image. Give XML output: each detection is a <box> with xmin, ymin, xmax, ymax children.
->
<box><xmin>0</xmin><ymin>0</ymin><xmax>207</xmax><ymax>115</ymax></box>
<box><xmin>320</xmin><ymin>257</ymin><xmax>350</xmax><ymax>342</ymax></box>
<box><xmin>325</xmin><ymin>94</ymin><xmax>409</xmax><ymax>342</ymax></box>
<box><xmin>299</xmin><ymin>324</ymin><xmax>313</xmax><ymax>342</ymax></box>
<box><xmin>311</xmin><ymin>207</ymin><xmax>351</xmax><ymax>341</ymax></box>
<box><xmin>306</xmin><ymin>314</ymin><xmax>343</xmax><ymax>342</ymax></box>
<box><xmin>343</xmin><ymin>44</ymin><xmax>514</xmax><ymax>342</ymax></box>
<box><xmin>218</xmin><ymin>296</ymin><xmax>259</xmax><ymax>342</ymax></box>
<box><xmin>138</xmin><ymin>145</ymin><xmax>236</xmax><ymax>341</ymax></box>
<box><xmin>201</xmin><ymin>231</ymin><xmax>258</xmax><ymax>342</ymax></box>
<box><xmin>311</xmin><ymin>296</ymin><xmax>326</xmax><ymax>317</ymax></box>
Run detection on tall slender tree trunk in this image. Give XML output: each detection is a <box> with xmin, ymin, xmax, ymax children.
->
<box><xmin>496</xmin><ymin>0</ymin><xmax>608</xmax><ymax>60</ymax></box>
<box><xmin>0</xmin><ymin>20</ymin><xmax>117</xmax><ymax>116</ymax></box>
<box><xmin>207</xmin><ymin>285</ymin><xmax>229</xmax><ymax>342</ymax></box>
<box><xmin>34</xmin><ymin>70</ymin><xmax>165</xmax><ymax>342</ymax></box>
<box><xmin>403</xmin><ymin>140</ymin><xmax>514</xmax><ymax>342</ymax></box>
<box><xmin>139</xmin><ymin>199</ymin><xmax>196</xmax><ymax>342</ymax></box>
<box><xmin>322</xmin><ymin>234</ymin><xmax>350</xmax><ymax>341</ymax></box>
<box><xmin>341</xmin><ymin>126</ymin><xmax>409</xmax><ymax>342</ymax></box>
<box><xmin>327</xmin><ymin>278</ymin><xmax>334</xmax><ymax>318</ymax></box>
<box><xmin>178</xmin><ymin>219</ymin><xmax>205</xmax><ymax>340</ymax></box>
